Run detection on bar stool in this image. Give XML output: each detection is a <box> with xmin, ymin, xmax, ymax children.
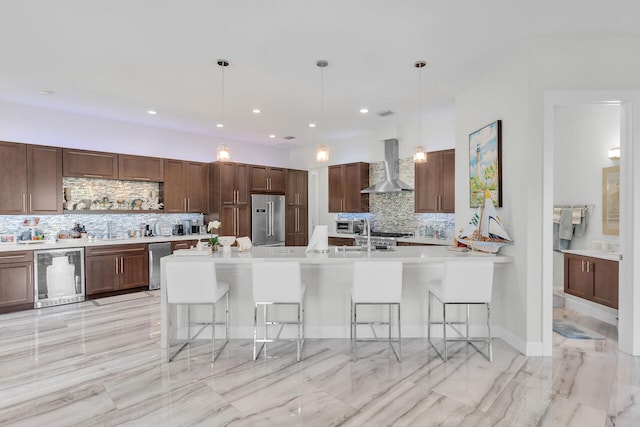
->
<box><xmin>351</xmin><ymin>261</ymin><xmax>403</xmax><ymax>362</ymax></box>
<box><xmin>427</xmin><ymin>261</ymin><xmax>494</xmax><ymax>362</ymax></box>
<box><xmin>252</xmin><ymin>262</ymin><xmax>305</xmax><ymax>362</ymax></box>
<box><xmin>165</xmin><ymin>258</ymin><xmax>230</xmax><ymax>362</ymax></box>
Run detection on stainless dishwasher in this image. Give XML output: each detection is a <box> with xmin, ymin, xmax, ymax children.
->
<box><xmin>149</xmin><ymin>242</ymin><xmax>172</xmax><ymax>290</ymax></box>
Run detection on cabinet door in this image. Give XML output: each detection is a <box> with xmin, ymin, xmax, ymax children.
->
<box><xmin>220</xmin><ymin>206</ymin><xmax>237</xmax><ymax>236</ymax></box>
<box><xmin>0</xmin><ymin>258</ymin><xmax>33</xmax><ymax>313</ymax></box>
<box><xmin>63</xmin><ymin>149</ymin><xmax>118</xmax><ymax>179</ymax></box>
<box><xmin>564</xmin><ymin>255</ymin><xmax>590</xmax><ymax>300</ymax></box>
<box><xmin>344</xmin><ymin>163</ymin><xmax>369</xmax><ymax>213</ymax></box>
<box><xmin>118</xmin><ymin>154</ymin><xmax>164</xmax><ymax>181</ymax></box>
<box><xmin>0</xmin><ymin>141</ymin><xmax>27</xmax><ymax>214</ymax></box>
<box><xmin>235</xmin><ymin>164</ymin><xmax>249</xmax><ymax>204</ymax></box>
<box><xmin>250</xmin><ymin>165</ymin><xmax>268</xmax><ymax>192</ymax></box>
<box><xmin>186</xmin><ymin>161</ymin><xmax>209</xmax><ymax>213</ymax></box>
<box><xmin>219</xmin><ymin>162</ymin><xmax>237</xmax><ymax>205</ymax></box>
<box><xmin>85</xmin><ymin>254</ymin><xmax>117</xmax><ymax>295</ymax></box>
<box><xmin>268</xmin><ymin>168</ymin><xmax>286</xmax><ymax>193</ymax></box>
<box><xmin>236</xmin><ymin>205</ymin><xmax>251</xmax><ymax>237</ymax></box>
<box><xmin>415</xmin><ymin>157</ymin><xmax>439</xmax><ymax>213</ymax></box>
<box><xmin>592</xmin><ymin>258</ymin><xmax>618</xmax><ymax>309</ymax></box>
<box><xmin>328</xmin><ymin>237</ymin><xmax>354</xmax><ymax>246</ymax></box>
<box><xmin>441</xmin><ymin>150</ymin><xmax>455</xmax><ymax>213</ymax></box>
<box><xmin>27</xmin><ymin>145</ymin><xmax>62</xmax><ymax>215</ymax></box>
<box><xmin>164</xmin><ymin>160</ymin><xmax>186</xmax><ymax>212</ymax></box>
<box><xmin>328</xmin><ymin>165</ymin><xmax>344</xmax><ymax>212</ymax></box>
<box><xmin>119</xmin><ymin>252</ymin><xmax>149</xmax><ymax>290</ymax></box>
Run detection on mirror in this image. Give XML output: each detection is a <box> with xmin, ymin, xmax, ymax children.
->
<box><xmin>602</xmin><ymin>165</ymin><xmax>619</xmax><ymax>235</ymax></box>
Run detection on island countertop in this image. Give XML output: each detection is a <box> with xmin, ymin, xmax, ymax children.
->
<box><xmin>200</xmin><ymin>245</ymin><xmax>512</xmax><ymax>264</ymax></box>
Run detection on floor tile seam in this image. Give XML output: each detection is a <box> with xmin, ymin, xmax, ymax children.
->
<box><xmin>0</xmin><ymin>344</ymin><xmax>162</xmax><ymax>396</ymax></box>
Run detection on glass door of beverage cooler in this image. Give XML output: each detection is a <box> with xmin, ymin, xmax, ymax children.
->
<box><xmin>33</xmin><ymin>247</ymin><xmax>85</xmax><ymax>308</ymax></box>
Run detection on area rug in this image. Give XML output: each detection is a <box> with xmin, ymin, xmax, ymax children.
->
<box><xmin>553</xmin><ymin>319</ymin><xmax>605</xmax><ymax>340</ymax></box>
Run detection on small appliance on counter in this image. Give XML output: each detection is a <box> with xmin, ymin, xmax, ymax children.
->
<box><xmin>173</xmin><ymin>224</ymin><xmax>185</xmax><ymax>235</ymax></box>
<box><xmin>335</xmin><ymin>219</ymin><xmax>364</xmax><ymax>234</ymax></box>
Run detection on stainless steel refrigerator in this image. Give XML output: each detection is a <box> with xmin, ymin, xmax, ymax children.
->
<box><xmin>251</xmin><ymin>194</ymin><xmax>286</xmax><ymax>246</ymax></box>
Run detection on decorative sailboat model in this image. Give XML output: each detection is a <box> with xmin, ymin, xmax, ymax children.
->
<box><xmin>457</xmin><ymin>189</ymin><xmax>513</xmax><ymax>254</ymax></box>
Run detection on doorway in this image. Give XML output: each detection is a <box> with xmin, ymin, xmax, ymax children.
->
<box><xmin>543</xmin><ymin>90</ymin><xmax>638</xmax><ymax>356</ymax></box>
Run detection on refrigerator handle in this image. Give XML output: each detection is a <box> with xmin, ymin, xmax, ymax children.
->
<box><xmin>268</xmin><ymin>201</ymin><xmax>274</xmax><ymax>236</ymax></box>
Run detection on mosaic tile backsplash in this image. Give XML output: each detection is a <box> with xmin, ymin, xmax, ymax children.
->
<box><xmin>63</xmin><ymin>177</ymin><xmax>162</xmax><ymax>211</ymax></box>
<box><xmin>339</xmin><ymin>157</ymin><xmax>455</xmax><ymax>239</ymax></box>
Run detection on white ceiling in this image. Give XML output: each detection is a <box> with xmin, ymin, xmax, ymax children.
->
<box><xmin>1</xmin><ymin>0</ymin><xmax>639</xmax><ymax>148</ymax></box>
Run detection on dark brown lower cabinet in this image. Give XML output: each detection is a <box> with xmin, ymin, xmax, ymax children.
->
<box><xmin>564</xmin><ymin>253</ymin><xmax>618</xmax><ymax>309</ymax></box>
<box><xmin>328</xmin><ymin>237</ymin><xmax>355</xmax><ymax>246</ymax></box>
<box><xmin>0</xmin><ymin>251</ymin><xmax>34</xmax><ymax>313</ymax></box>
<box><xmin>85</xmin><ymin>244</ymin><xmax>149</xmax><ymax>297</ymax></box>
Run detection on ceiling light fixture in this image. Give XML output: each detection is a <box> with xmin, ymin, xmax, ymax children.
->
<box><xmin>413</xmin><ymin>60</ymin><xmax>427</xmax><ymax>163</ymax></box>
<box><xmin>269</xmin><ymin>134</ymin><xmax>276</xmax><ymax>139</ymax></box>
<box><xmin>38</xmin><ymin>89</ymin><xmax>55</xmax><ymax>96</ymax></box>
<box><xmin>252</xmin><ymin>108</ymin><xmax>261</xmax><ymax>114</ymax></box>
<box><xmin>608</xmin><ymin>146</ymin><xmax>620</xmax><ymax>160</ymax></box>
<box><xmin>308</xmin><ymin>123</ymin><xmax>316</xmax><ymax>128</ymax></box>
<box><xmin>147</xmin><ymin>110</ymin><xmax>157</xmax><ymax>115</ymax></box>
<box><xmin>216</xmin><ymin>59</ymin><xmax>230</xmax><ymax>160</ymax></box>
<box><xmin>315</xmin><ymin>59</ymin><xmax>329</xmax><ymax>162</ymax></box>
<box><xmin>359</xmin><ymin>108</ymin><xmax>369</xmax><ymax>114</ymax></box>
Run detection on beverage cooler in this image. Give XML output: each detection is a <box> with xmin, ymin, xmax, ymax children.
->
<box><xmin>33</xmin><ymin>247</ymin><xmax>85</xmax><ymax>308</ymax></box>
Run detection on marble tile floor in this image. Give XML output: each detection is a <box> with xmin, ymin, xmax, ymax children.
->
<box><xmin>0</xmin><ymin>292</ymin><xmax>638</xmax><ymax>426</ymax></box>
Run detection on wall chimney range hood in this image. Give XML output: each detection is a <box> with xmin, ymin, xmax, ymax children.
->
<box><xmin>361</xmin><ymin>139</ymin><xmax>414</xmax><ymax>193</ymax></box>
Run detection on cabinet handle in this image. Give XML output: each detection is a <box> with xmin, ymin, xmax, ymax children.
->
<box><xmin>115</xmin><ymin>257</ymin><xmax>119</xmax><ymax>275</ymax></box>
<box><xmin>0</xmin><ymin>254</ymin><xmax>26</xmax><ymax>260</ymax></box>
<box><xmin>23</xmin><ymin>193</ymin><xmax>26</xmax><ymax>212</ymax></box>
<box><xmin>587</xmin><ymin>261</ymin><xmax>590</xmax><ymax>273</ymax></box>
<box><xmin>29</xmin><ymin>194</ymin><xmax>32</xmax><ymax>212</ymax></box>
<box><xmin>187</xmin><ymin>198</ymin><xmax>191</xmax><ymax>212</ymax></box>
<box><xmin>120</xmin><ymin>256</ymin><xmax>124</xmax><ymax>274</ymax></box>
<box><xmin>28</xmin><ymin>264</ymin><xmax>33</xmax><ymax>286</ymax></box>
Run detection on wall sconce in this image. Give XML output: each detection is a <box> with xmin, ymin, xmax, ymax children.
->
<box><xmin>217</xmin><ymin>143</ymin><xmax>230</xmax><ymax>161</ymax></box>
<box><xmin>316</xmin><ymin>145</ymin><xmax>329</xmax><ymax>162</ymax></box>
<box><xmin>413</xmin><ymin>146</ymin><xmax>427</xmax><ymax>163</ymax></box>
<box><xmin>608</xmin><ymin>146</ymin><xmax>620</xmax><ymax>160</ymax></box>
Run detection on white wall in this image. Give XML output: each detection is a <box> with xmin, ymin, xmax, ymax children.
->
<box><xmin>457</xmin><ymin>34</ymin><xmax>640</xmax><ymax>356</ymax></box>
<box><xmin>0</xmin><ymin>100</ymin><xmax>290</xmax><ymax>166</ymax></box>
<box><xmin>552</xmin><ymin>104</ymin><xmax>621</xmax><ymax>288</ymax></box>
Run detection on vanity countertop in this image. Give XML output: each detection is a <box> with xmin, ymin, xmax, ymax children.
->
<box><xmin>561</xmin><ymin>249</ymin><xmax>620</xmax><ymax>262</ymax></box>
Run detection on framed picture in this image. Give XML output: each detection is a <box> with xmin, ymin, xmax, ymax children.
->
<box><xmin>469</xmin><ymin>120</ymin><xmax>502</xmax><ymax>207</ymax></box>
<box><xmin>602</xmin><ymin>165</ymin><xmax>619</xmax><ymax>236</ymax></box>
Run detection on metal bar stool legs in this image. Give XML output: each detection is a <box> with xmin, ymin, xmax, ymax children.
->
<box><xmin>351</xmin><ymin>301</ymin><xmax>402</xmax><ymax>362</ymax></box>
<box><xmin>253</xmin><ymin>301</ymin><xmax>305</xmax><ymax>362</ymax></box>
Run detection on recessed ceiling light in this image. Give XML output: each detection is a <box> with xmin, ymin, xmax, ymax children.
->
<box><xmin>269</xmin><ymin>134</ymin><xmax>276</xmax><ymax>138</ymax></box>
<box><xmin>39</xmin><ymin>89</ymin><xmax>55</xmax><ymax>96</ymax></box>
<box><xmin>216</xmin><ymin>123</ymin><xmax>224</xmax><ymax>128</ymax></box>
<box><xmin>359</xmin><ymin>108</ymin><xmax>369</xmax><ymax>114</ymax></box>
<box><xmin>308</xmin><ymin>123</ymin><xmax>316</xmax><ymax>128</ymax></box>
<box><xmin>252</xmin><ymin>109</ymin><xmax>262</xmax><ymax>114</ymax></box>
<box><xmin>147</xmin><ymin>110</ymin><xmax>157</xmax><ymax>115</ymax></box>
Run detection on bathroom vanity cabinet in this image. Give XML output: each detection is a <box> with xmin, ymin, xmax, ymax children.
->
<box><xmin>564</xmin><ymin>253</ymin><xmax>618</xmax><ymax>309</ymax></box>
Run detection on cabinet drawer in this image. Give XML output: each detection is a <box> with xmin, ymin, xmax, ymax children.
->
<box><xmin>0</xmin><ymin>251</ymin><xmax>33</xmax><ymax>264</ymax></box>
<box><xmin>86</xmin><ymin>244</ymin><xmax>148</xmax><ymax>257</ymax></box>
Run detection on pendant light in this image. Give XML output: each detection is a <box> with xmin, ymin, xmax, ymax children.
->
<box><xmin>315</xmin><ymin>60</ymin><xmax>329</xmax><ymax>162</ymax></box>
<box><xmin>216</xmin><ymin>59</ymin><xmax>231</xmax><ymax>161</ymax></box>
<box><xmin>413</xmin><ymin>60</ymin><xmax>427</xmax><ymax>163</ymax></box>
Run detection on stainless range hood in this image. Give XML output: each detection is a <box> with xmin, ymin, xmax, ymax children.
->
<box><xmin>361</xmin><ymin>139</ymin><xmax>414</xmax><ymax>193</ymax></box>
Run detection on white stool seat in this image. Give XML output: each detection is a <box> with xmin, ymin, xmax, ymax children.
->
<box><xmin>427</xmin><ymin>261</ymin><xmax>494</xmax><ymax>362</ymax></box>
<box><xmin>351</xmin><ymin>261</ymin><xmax>403</xmax><ymax>362</ymax></box>
<box><xmin>165</xmin><ymin>257</ymin><xmax>230</xmax><ymax>362</ymax></box>
<box><xmin>252</xmin><ymin>262</ymin><xmax>305</xmax><ymax>362</ymax></box>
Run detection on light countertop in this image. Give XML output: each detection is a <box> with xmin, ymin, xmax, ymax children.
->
<box><xmin>167</xmin><ymin>245</ymin><xmax>512</xmax><ymax>265</ymax></box>
<box><xmin>0</xmin><ymin>234</ymin><xmax>213</xmax><ymax>253</ymax></box>
<box><xmin>328</xmin><ymin>233</ymin><xmax>452</xmax><ymax>246</ymax></box>
<box><xmin>561</xmin><ymin>249</ymin><xmax>620</xmax><ymax>262</ymax></box>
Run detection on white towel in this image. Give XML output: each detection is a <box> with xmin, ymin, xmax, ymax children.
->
<box><xmin>553</xmin><ymin>208</ymin><xmax>562</xmax><ymax>224</ymax></box>
<box><xmin>305</xmin><ymin>225</ymin><xmax>329</xmax><ymax>253</ymax></box>
<box><xmin>571</xmin><ymin>208</ymin><xmax>582</xmax><ymax>225</ymax></box>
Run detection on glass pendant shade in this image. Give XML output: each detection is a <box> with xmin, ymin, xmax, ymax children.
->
<box><xmin>316</xmin><ymin>145</ymin><xmax>329</xmax><ymax>162</ymax></box>
<box><xmin>217</xmin><ymin>143</ymin><xmax>230</xmax><ymax>161</ymax></box>
<box><xmin>413</xmin><ymin>146</ymin><xmax>427</xmax><ymax>163</ymax></box>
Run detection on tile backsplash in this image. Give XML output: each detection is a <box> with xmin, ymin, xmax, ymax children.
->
<box><xmin>339</xmin><ymin>157</ymin><xmax>455</xmax><ymax>238</ymax></box>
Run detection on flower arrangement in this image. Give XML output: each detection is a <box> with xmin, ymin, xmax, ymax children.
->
<box><xmin>208</xmin><ymin>220</ymin><xmax>222</xmax><ymax>248</ymax></box>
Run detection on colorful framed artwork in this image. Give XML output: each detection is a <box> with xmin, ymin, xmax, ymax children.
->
<box><xmin>469</xmin><ymin>120</ymin><xmax>502</xmax><ymax>207</ymax></box>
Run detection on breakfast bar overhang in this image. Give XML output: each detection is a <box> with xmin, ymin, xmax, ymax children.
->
<box><xmin>160</xmin><ymin>246</ymin><xmax>513</xmax><ymax>350</ymax></box>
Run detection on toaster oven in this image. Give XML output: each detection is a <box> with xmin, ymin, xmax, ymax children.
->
<box><xmin>335</xmin><ymin>220</ymin><xmax>364</xmax><ymax>234</ymax></box>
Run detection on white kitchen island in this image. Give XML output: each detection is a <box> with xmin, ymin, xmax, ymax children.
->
<box><xmin>160</xmin><ymin>246</ymin><xmax>513</xmax><ymax>350</ymax></box>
